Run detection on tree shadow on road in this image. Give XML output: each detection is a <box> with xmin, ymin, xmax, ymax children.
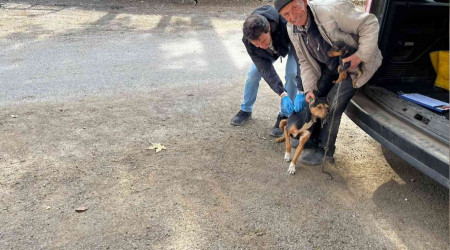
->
<box><xmin>0</xmin><ymin>0</ymin><xmax>253</xmax><ymax>103</ymax></box>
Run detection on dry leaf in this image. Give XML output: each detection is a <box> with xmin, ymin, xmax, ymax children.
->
<box><xmin>147</xmin><ymin>143</ymin><xmax>166</xmax><ymax>153</ymax></box>
<box><xmin>75</xmin><ymin>206</ymin><xmax>88</xmax><ymax>212</ymax></box>
<box><xmin>255</xmin><ymin>230</ymin><xmax>265</xmax><ymax>236</ymax></box>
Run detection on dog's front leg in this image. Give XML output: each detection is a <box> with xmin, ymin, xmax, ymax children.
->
<box><xmin>352</xmin><ymin>68</ymin><xmax>363</xmax><ymax>88</ymax></box>
<box><xmin>335</xmin><ymin>68</ymin><xmax>348</xmax><ymax>84</ymax></box>
<box><xmin>284</xmin><ymin>127</ymin><xmax>292</xmax><ymax>162</ymax></box>
<box><xmin>288</xmin><ymin>131</ymin><xmax>311</xmax><ymax>175</ymax></box>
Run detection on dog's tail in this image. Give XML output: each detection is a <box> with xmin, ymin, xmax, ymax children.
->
<box><xmin>276</xmin><ymin>119</ymin><xmax>288</xmax><ymax>143</ymax></box>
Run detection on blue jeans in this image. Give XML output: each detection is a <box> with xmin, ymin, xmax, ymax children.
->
<box><xmin>240</xmin><ymin>49</ymin><xmax>298</xmax><ymax>113</ymax></box>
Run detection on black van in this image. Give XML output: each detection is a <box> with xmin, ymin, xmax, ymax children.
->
<box><xmin>345</xmin><ymin>0</ymin><xmax>449</xmax><ymax>187</ymax></box>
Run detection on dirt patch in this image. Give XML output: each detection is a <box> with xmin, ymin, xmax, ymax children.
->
<box><xmin>1</xmin><ymin>83</ymin><xmax>448</xmax><ymax>249</ymax></box>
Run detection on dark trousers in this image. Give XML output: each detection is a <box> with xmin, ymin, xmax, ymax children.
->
<box><xmin>310</xmin><ymin>67</ymin><xmax>357</xmax><ymax>156</ymax></box>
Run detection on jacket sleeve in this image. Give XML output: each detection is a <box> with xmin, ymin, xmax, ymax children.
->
<box><xmin>287</xmin><ymin>25</ymin><xmax>319</xmax><ymax>94</ymax></box>
<box><xmin>333</xmin><ymin>0</ymin><xmax>380</xmax><ymax>63</ymax></box>
<box><xmin>244</xmin><ymin>44</ymin><xmax>286</xmax><ymax>96</ymax></box>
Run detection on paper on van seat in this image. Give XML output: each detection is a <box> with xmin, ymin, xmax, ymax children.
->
<box><xmin>399</xmin><ymin>93</ymin><xmax>450</xmax><ymax>112</ymax></box>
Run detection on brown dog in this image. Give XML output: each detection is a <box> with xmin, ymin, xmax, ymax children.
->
<box><xmin>327</xmin><ymin>41</ymin><xmax>363</xmax><ymax>88</ymax></box>
<box><xmin>276</xmin><ymin>97</ymin><xmax>329</xmax><ymax>174</ymax></box>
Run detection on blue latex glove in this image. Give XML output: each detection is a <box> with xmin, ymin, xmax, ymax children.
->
<box><xmin>281</xmin><ymin>96</ymin><xmax>294</xmax><ymax>117</ymax></box>
<box><xmin>294</xmin><ymin>93</ymin><xmax>307</xmax><ymax>113</ymax></box>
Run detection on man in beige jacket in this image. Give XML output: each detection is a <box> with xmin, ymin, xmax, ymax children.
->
<box><xmin>274</xmin><ymin>0</ymin><xmax>382</xmax><ymax>165</ymax></box>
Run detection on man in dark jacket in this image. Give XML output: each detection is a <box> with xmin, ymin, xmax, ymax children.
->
<box><xmin>230</xmin><ymin>5</ymin><xmax>306</xmax><ymax>137</ymax></box>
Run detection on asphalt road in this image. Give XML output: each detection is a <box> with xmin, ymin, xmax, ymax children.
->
<box><xmin>0</xmin><ymin>3</ymin><xmax>250</xmax><ymax>105</ymax></box>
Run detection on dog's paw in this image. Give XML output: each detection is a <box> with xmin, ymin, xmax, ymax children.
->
<box><xmin>288</xmin><ymin>163</ymin><xmax>296</xmax><ymax>175</ymax></box>
<box><xmin>284</xmin><ymin>152</ymin><xmax>291</xmax><ymax>162</ymax></box>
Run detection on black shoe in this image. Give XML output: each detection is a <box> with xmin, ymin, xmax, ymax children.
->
<box><xmin>270</xmin><ymin>127</ymin><xmax>283</xmax><ymax>137</ymax></box>
<box><xmin>301</xmin><ymin>147</ymin><xmax>325</xmax><ymax>166</ymax></box>
<box><xmin>305</xmin><ymin>139</ymin><xmax>319</xmax><ymax>149</ymax></box>
<box><xmin>290</xmin><ymin>138</ymin><xmax>299</xmax><ymax>148</ymax></box>
<box><xmin>301</xmin><ymin>147</ymin><xmax>335</xmax><ymax>166</ymax></box>
<box><xmin>269</xmin><ymin>114</ymin><xmax>287</xmax><ymax>137</ymax></box>
<box><xmin>230</xmin><ymin>110</ymin><xmax>252</xmax><ymax>126</ymax></box>
<box><xmin>324</xmin><ymin>156</ymin><xmax>335</xmax><ymax>164</ymax></box>
<box><xmin>291</xmin><ymin>137</ymin><xmax>317</xmax><ymax>148</ymax></box>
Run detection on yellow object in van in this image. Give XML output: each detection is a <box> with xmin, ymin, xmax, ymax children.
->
<box><xmin>429</xmin><ymin>51</ymin><xmax>449</xmax><ymax>90</ymax></box>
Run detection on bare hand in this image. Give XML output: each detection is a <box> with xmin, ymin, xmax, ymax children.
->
<box><xmin>305</xmin><ymin>92</ymin><xmax>315</xmax><ymax>103</ymax></box>
<box><xmin>342</xmin><ymin>54</ymin><xmax>362</xmax><ymax>69</ymax></box>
